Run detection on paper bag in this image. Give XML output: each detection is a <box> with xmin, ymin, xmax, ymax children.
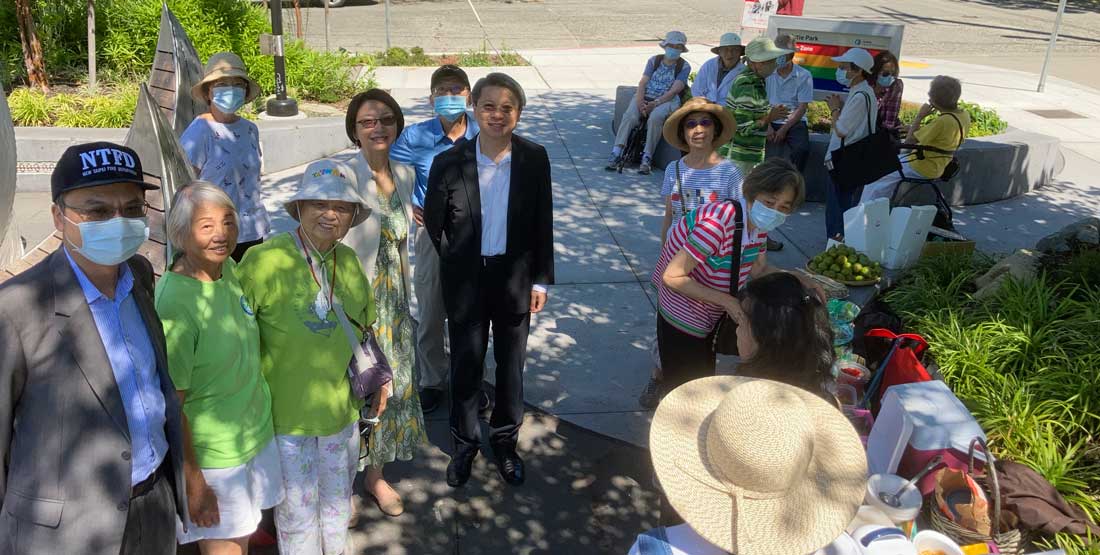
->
<box><xmin>934</xmin><ymin>467</ymin><xmax>992</xmax><ymax>536</ymax></box>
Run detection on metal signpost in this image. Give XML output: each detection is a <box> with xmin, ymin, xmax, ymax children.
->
<box><xmin>266</xmin><ymin>2</ymin><xmax>299</xmax><ymax>117</ymax></box>
<box><xmin>1037</xmin><ymin>0</ymin><xmax>1069</xmax><ymax>93</ymax></box>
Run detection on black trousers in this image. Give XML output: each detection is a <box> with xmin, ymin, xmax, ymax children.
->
<box><xmin>656</xmin><ymin>314</ymin><xmax>717</xmax><ymax>392</ymax></box>
<box><xmin>119</xmin><ymin>465</ymin><xmax>175</xmax><ymax>555</ymax></box>
<box><xmin>448</xmin><ymin>258</ymin><xmax>531</xmax><ymax>455</ymax></box>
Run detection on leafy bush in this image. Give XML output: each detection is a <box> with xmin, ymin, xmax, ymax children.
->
<box><xmin>357</xmin><ymin>46</ymin><xmax>435</xmax><ymax>67</ymax></box>
<box><xmin>353</xmin><ymin>45</ymin><xmax>527</xmax><ymax>67</ymax></box>
<box><xmin>806</xmin><ymin>99</ymin><xmax>1008</xmax><ymax>138</ymax></box>
<box><xmin>884</xmin><ymin>252</ymin><xmax>1100</xmax><ymax>555</ymax></box>
<box><xmin>8</xmin><ymin>85</ymin><xmax>139</xmax><ymax>127</ymax></box>
<box><xmin>0</xmin><ymin>0</ymin><xmax>92</xmax><ymax>87</ymax></box>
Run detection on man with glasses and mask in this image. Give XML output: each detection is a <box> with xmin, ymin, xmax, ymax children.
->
<box><xmin>390</xmin><ymin>64</ymin><xmax>483</xmax><ymax>416</ymax></box>
<box><xmin>0</xmin><ymin>142</ymin><xmax>187</xmax><ymax>555</ymax></box>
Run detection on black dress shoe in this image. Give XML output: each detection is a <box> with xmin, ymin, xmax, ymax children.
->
<box><xmin>419</xmin><ymin>387</ymin><xmax>443</xmax><ymax>414</ymax></box>
<box><xmin>446</xmin><ymin>449</ymin><xmax>477</xmax><ymax>487</ymax></box>
<box><xmin>495</xmin><ymin>452</ymin><xmax>525</xmax><ymax>486</ymax></box>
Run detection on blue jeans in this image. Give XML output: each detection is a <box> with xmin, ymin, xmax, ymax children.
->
<box><xmin>765</xmin><ymin>120</ymin><xmax>811</xmax><ymax>173</ymax></box>
<box><xmin>825</xmin><ymin>170</ymin><xmax>863</xmax><ymax>239</ymax></box>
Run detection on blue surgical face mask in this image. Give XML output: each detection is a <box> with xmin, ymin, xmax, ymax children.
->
<box><xmin>64</xmin><ymin>215</ymin><xmax>150</xmax><ymax>266</ymax></box>
<box><xmin>749</xmin><ymin>200</ymin><xmax>788</xmax><ymax>232</ymax></box>
<box><xmin>433</xmin><ymin>95</ymin><xmax>468</xmax><ymax>122</ymax></box>
<box><xmin>211</xmin><ymin>85</ymin><xmax>247</xmax><ymax>114</ymax></box>
<box><xmin>664</xmin><ymin>47</ymin><xmax>682</xmax><ymax>60</ymax></box>
<box><xmin>776</xmin><ymin>55</ymin><xmax>791</xmax><ymax>69</ymax></box>
<box><xmin>877</xmin><ymin>74</ymin><xmax>896</xmax><ymax>88</ymax></box>
<box><xmin>835</xmin><ymin>67</ymin><xmax>852</xmax><ymax>87</ymax></box>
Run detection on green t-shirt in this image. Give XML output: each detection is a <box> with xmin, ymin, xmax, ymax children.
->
<box><xmin>155</xmin><ymin>258</ymin><xmax>274</xmax><ymax>469</ymax></box>
<box><xmin>238</xmin><ymin>232</ymin><xmax>376</xmax><ymax>437</ymax></box>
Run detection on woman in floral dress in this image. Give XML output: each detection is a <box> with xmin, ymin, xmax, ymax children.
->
<box><xmin>342</xmin><ymin>89</ymin><xmax>428</xmax><ymax>517</ymax></box>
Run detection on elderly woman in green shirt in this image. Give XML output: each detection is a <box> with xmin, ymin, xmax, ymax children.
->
<box><xmin>156</xmin><ymin>181</ymin><xmax>282</xmax><ymax>554</ymax></box>
<box><xmin>238</xmin><ymin>159</ymin><xmax>386</xmax><ymax>555</ymax></box>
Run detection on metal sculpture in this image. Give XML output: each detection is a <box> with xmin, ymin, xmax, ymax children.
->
<box><xmin>0</xmin><ymin>83</ymin><xmax>21</xmax><ymax>272</ymax></box>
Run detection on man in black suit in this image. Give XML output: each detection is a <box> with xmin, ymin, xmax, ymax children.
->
<box><xmin>424</xmin><ymin>73</ymin><xmax>554</xmax><ymax>487</ymax></box>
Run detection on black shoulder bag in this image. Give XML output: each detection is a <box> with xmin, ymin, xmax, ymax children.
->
<box><xmin>712</xmin><ymin>201</ymin><xmax>744</xmax><ymax>355</ymax></box>
<box><xmin>828</xmin><ymin>91</ymin><xmax>901</xmax><ymax>191</ymax></box>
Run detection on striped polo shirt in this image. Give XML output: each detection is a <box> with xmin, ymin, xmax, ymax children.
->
<box><xmin>651</xmin><ymin>199</ymin><xmax>767</xmax><ymax>338</ymax></box>
<box><xmin>718</xmin><ymin>69</ymin><xmax>770</xmax><ymax>167</ymax></box>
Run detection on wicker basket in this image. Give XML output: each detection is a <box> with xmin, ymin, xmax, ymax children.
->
<box><xmin>929</xmin><ymin>438</ymin><xmax>1025</xmax><ymax>555</ymax></box>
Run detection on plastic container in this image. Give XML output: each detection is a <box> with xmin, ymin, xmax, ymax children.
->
<box><xmin>913</xmin><ymin>530</ymin><xmax>965</xmax><ymax>555</ymax></box>
<box><xmin>847</xmin><ymin>505</ymin><xmax>895</xmax><ymax>534</ymax></box>
<box><xmin>836</xmin><ymin>383</ymin><xmax>859</xmax><ymax>406</ymax></box>
<box><xmin>852</xmin><ymin>525</ymin><xmax>917</xmax><ymax>555</ymax></box>
<box><xmin>866</xmin><ymin>474</ymin><xmax>923</xmax><ymax>536</ymax></box>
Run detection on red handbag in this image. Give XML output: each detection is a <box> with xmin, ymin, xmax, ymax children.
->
<box><xmin>861</xmin><ymin>328</ymin><xmax>934</xmax><ymax>415</ymax></box>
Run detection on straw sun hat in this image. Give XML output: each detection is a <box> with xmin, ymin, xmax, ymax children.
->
<box><xmin>190</xmin><ymin>52</ymin><xmax>262</xmax><ymax>104</ymax></box>
<box><xmin>283</xmin><ymin>159</ymin><xmax>371</xmax><ymax>228</ymax></box>
<box><xmin>662</xmin><ymin>97</ymin><xmax>737</xmax><ymax>152</ymax></box>
<box><xmin>650</xmin><ymin>377</ymin><xmax>868</xmax><ymax>555</ymax></box>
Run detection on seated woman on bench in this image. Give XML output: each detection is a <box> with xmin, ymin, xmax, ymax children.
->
<box><xmin>607</xmin><ymin>31</ymin><xmax>692</xmax><ymax>175</ymax></box>
<box><xmin>861</xmin><ymin>75</ymin><xmax>970</xmax><ymax>204</ymax></box>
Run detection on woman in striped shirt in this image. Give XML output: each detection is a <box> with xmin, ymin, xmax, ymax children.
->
<box><xmin>651</xmin><ymin>158</ymin><xmax>810</xmax><ymax>392</ymax></box>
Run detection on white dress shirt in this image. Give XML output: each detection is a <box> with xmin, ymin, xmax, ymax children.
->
<box><xmin>765</xmin><ymin>63</ymin><xmax>814</xmax><ymax>124</ymax></box>
<box><xmin>475</xmin><ymin>137</ymin><xmax>546</xmax><ymax>294</ymax></box>
<box><xmin>691</xmin><ymin>56</ymin><xmax>746</xmax><ymax>103</ymax></box>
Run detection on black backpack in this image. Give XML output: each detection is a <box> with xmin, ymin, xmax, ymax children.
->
<box><xmin>648</xmin><ymin>55</ymin><xmax>691</xmax><ymax>103</ymax></box>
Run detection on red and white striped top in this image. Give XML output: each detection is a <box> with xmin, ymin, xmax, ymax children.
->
<box><xmin>651</xmin><ymin>199</ymin><xmax>767</xmax><ymax>338</ymax></box>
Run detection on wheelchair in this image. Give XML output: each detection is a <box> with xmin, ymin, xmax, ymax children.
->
<box><xmin>888</xmin><ymin>143</ymin><xmax>961</xmax><ymax>232</ymax></box>
<box><xmin>613</xmin><ymin>115</ymin><xmax>648</xmax><ymax>174</ymax></box>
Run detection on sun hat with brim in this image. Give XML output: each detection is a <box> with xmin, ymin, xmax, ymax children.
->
<box><xmin>284</xmin><ymin>159</ymin><xmax>371</xmax><ymax>228</ymax></box>
<box><xmin>660</xmin><ymin>30</ymin><xmax>689</xmax><ymax>52</ymax></box>
<box><xmin>831</xmin><ymin>48</ymin><xmax>875</xmax><ymax>73</ymax></box>
<box><xmin>710</xmin><ymin>32</ymin><xmax>743</xmax><ymax>55</ymax></box>
<box><xmin>190</xmin><ymin>52</ymin><xmax>262</xmax><ymax>104</ymax></box>
<box><xmin>744</xmin><ymin>37</ymin><xmax>793</xmax><ymax>63</ymax></box>
<box><xmin>662</xmin><ymin>97</ymin><xmax>736</xmax><ymax>152</ymax></box>
<box><xmin>650</xmin><ymin>376</ymin><xmax>867</xmax><ymax>555</ymax></box>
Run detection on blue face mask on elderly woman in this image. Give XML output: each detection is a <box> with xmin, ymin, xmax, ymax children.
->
<box><xmin>664</xmin><ymin>47</ymin><xmax>683</xmax><ymax>60</ymax></box>
<box><xmin>211</xmin><ymin>85</ymin><xmax>247</xmax><ymax>114</ymax></box>
<box><xmin>433</xmin><ymin>95</ymin><xmax>468</xmax><ymax>122</ymax></box>
<box><xmin>749</xmin><ymin>200</ymin><xmax>788</xmax><ymax>232</ymax></box>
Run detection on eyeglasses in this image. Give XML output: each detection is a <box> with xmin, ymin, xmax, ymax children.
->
<box><xmin>60</xmin><ymin>200</ymin><xmax>149</xmax><ymax>222</ymax></box>
<box><xmin>684</xmin><ymin>118</ymin><xmax>715</xmax><ymax>129</ymax></box>
<box><xmin>357</xmin><ymin>115</ymin><xmax>397</xmax><ymax>129</ymax></box>
<box><xmin>433</xmin><ymin>84</ymin><xmax>468</xmax><ymax>96</ymax></box>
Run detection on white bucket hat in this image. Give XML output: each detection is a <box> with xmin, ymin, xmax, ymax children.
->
<box><xmin>650</xmin><ymin>377</ymin><xmax>868</xmax><ymax>555</ymax></box>
<box><xmin>711</xmin><ymin>32</ymin><xmax>743</xmax><ymax>54</ymax></box>
<box><xmin>284</xmin><ymin>159</ymin><xmax>371</xmax><ymax>228</ymax></box>
<box><xmin>660</xmin><ymin>30</ymin><xmax>689</xmax><ymax>52</ymax></box>
<box><xmin>832</xmin><ymin>48</ymin><xmax>875</xmax><ymax>73</ymax></box>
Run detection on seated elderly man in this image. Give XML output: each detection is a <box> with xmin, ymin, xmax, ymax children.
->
<box><xmin>607</xmin><ymin>30</ymin><xmax>692</xmax><ymax>175</ymax></box>
<box><xmin>691</xmin><ymin>32</ymin><xmax>745</xmax><ymax>104</ymax></box>
<box><xmin>861</xmin><ymin>75</ymin><xmax>970</xmax><ymax>204</ymax></box>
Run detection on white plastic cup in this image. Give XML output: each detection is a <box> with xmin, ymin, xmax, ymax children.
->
<box><xmin>866</xmin><ymin>474</ymin><xmax>922</xmax><ymax>535</ymax></box>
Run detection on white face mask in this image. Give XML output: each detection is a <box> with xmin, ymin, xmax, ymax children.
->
<box><xmin>64</xmin><ymin>215</ymin><xmax>150</xmax><ymax>266</ymax></box>
<box><xmin>749</xmin><ymin>200</ymin><xmax>788</xmax><ymax>232</ymax></box>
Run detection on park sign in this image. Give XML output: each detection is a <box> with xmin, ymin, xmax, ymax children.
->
<box><xmin>741</xmin><ymin>0</ymin><xmax>779</xmax><ymax>30</ymax></box>
<box><xmin>767</xmin><ymin>16</ymin><xmax>905</xmax><ymax>99</ymax></box>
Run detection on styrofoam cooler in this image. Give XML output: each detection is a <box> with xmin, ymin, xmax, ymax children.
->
<box><xmin>884</xmin><ymin>206</ymin><xmax>936</xmax><ymax>270</ymax></box>
<box><xmin>843</xmin><ymin>198</ymin><xmax>890</xmax><ymax>263</ymax></box>
<box><xmin>866</xmin><ymin>380</ymin><xmax>987</xmax><ymax>496</ymax></box>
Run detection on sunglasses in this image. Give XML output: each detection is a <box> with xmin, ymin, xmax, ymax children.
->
<box><xmin>357</xmin><ymin>115</ymin><xmax>397</xmax><ymax>129</ymax></box>
<box><xmin>684</xmin><ymin>118</ymin><xmax>715</xmax><ymax>129</ymax></box>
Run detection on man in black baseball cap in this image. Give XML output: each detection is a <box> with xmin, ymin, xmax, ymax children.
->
<box><xmin>0</xmin><ymin>140</ymin><xmax>186</xmax><ymax>555</ymax></box>
<box><xmin>390</xmin><ymin>63</ymin><xmax>487</xmax><ymax>417</ymax></box>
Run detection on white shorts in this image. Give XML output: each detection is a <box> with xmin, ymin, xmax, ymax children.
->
<box><xmin>177</xmin><ymin>438</ymin><xmax>285</xmax><ymax>543</ymax></box>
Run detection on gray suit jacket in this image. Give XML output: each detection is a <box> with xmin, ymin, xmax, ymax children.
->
<box><xmin>0</xmin><ymin>249</ymin><xmax>187</xmax><ymax>555</ymax></box>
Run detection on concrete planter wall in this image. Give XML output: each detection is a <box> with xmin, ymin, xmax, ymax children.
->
<box><xmin>613</xmin><ymin>85</ymin><xmax>1064</xmax><ymax>206</ymax></box>
<box><xmin>15</xmin><ymin>116</ymin><xmax>351</xmax><ymax>191</ymax></box>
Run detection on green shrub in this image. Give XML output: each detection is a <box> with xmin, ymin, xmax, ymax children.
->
<box><xmin>0</xmin><ymin>0</ymin><xmax>92</xmax><ymax>87</ymax></box>
<box><xmin>353</xmin><ymin>46</ymin><xmax>527</xmax><ymax>67</ymax></box>
<box><xmin>807</xmin><ymin>100</ymin><xmax>832</xmax><ymax>133</ymax></box>
<box><xmin>7</xmin><ymin>84</ymin><xmax>138</xmax><ymax>127</ymax></box>
<box><xmin>885</xmin><ymin>252</ymin><xmax>1100</xmax><ymax>555</ymax></box>
<box><xmin>806</xmin><ymin>98</ymin><xmax>1008</xmax><ymax>138</ymax></box>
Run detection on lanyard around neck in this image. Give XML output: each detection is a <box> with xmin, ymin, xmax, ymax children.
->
<box><xmin>293</xmin><ymin>228</ymin><xmax>336</xmax><ymax>308</ymax></box>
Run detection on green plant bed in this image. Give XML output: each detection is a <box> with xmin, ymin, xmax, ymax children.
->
<box><xmin>353</xmin><ymin>46</ymin><xmax>528</xmax><ymax>67</ymax></box>
<box><xmin>884</xmin><ymin>251</ymin><xmax>1100</xmax><ymax>555</ymax></box>
<box><xmin>805</xmin><ymin>99</ymin><xmax>1008</xmax><ymax>138</ymax></box>
<box><xmin>9</xmin><ymin>85</ymin><xmax>139</xmax><ymax>127</ymax></box>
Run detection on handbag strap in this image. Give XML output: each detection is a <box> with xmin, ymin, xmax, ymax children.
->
<box><xmin>727</xmin><ymin>200</ymin><xmax>745</xmax><ymax>297</ymax></box>
<box><xmin>331</xmin><ymin>300</ymin><xmax>372</xmax><ymax>377</ymax></box>
<box><xmin>675</xmin><ymin>159</ymin><xmax>687</xmax><ymax>215</ymax></box>
<box><xmin>840</xmin><ymin>90</ymin><xmax>875</xmax><ymax>149</ymax></box>
<box><xmin>946</xmin><ymin>112</ymin><xmax>965</xmax><ymax>149</ymax></box>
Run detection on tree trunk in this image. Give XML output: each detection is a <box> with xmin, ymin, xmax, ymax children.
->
<box><xmin>14</xmin><ymin>0</ymin><xmax>49</xmax><ymax>92</ymax></box>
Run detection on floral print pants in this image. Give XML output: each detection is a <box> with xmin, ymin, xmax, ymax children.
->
<box><xmin>274</xmin><ymin>422</ymin><xmax>358</xmax><ymax>555</ymax></box>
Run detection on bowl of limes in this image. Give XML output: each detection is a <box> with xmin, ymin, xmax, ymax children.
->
<box><xmin>808</xmin><ymin>244</ymin><xmax>882</xmax><ymax>286</ymax></box>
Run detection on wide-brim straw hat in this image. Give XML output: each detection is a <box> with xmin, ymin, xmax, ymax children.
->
<box><xmin>651</xmin><ymin>377</ymin><xmax>867</xmax><ymax>555</ymax></box>
<box><xmin>662</xmin><ymin>97</ymin><xmax>737</xmax><ymax>152</ymax></box>
<box><xmin>190</xmin><ymin>52</ymin><xmax>262</xmax><ymax>104</ymax></box>
<box><xmin>710</xmin><ymin>32</ymin><xmax>743</xmax><ymax>55</ymax></box>
<box><xmin>284</xmin><ymin>159</ymin><xmax>371</xmax><ymax>228</ymax></box>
